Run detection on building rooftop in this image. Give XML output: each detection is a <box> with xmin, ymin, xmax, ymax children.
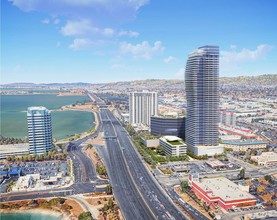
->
<box><xmin>251</xmin><ymin>152</ymin><xmax>277</xmax><ymax>163</ymax></box>
<box><xmin>196</xmin><ymin>177</ymin><xmax>256</xmax><ymax>201</ymax></box>
<box><xmin>163</xmin><ymin>136</ymin><xmax>182</xmax><ymax>142</ymax></box>
<box><xmin>206</xmin><ymin>159</ymin><xmax>227</xmax><ymax>168</ymax></box>
<box><xmin>28</xmin><ymin>106</ymin><xmax>47</xmax><ymax>111</ymax></box>
<box><xmin>222</xmin><ymin>140</ymin><xmax>267</xmax><ymax>145</ymax></box>
<box><xmin>0</xmin><ymin>143</ymin><xmax>29</xmax><ymax>154</ymax></box>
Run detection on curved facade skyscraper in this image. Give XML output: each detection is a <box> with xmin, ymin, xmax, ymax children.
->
<box><xmin>185</xmin><ymin>45</ymin><xmax>223</xmax><ymax>156</ymax></box>
<box><xmin>27</xmin><ymin>106</ymin><xmax>52</xmax><ymax>155</ymax></box>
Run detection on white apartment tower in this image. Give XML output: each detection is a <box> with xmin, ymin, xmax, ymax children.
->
<box><xmin>27</xmin><ymin>106</ymin><xmax>52</xmax><ymax>155</ymax></box>
<box><xmin>129</xmin><ymin>92</ymin><xmax>158</xmax><ymax>126</ymax></box>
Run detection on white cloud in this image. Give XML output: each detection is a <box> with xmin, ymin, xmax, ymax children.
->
<box><xmin>119</xmin><ymin>41</ymin><xmax>164</xmax><ymax>60</ymax></box>
<box><xmin>60</xmin><ymin>19</ymin><xmax>98</xmax><ymax>36</ymax></box>
<box><xmin>10</xmin><ymin>0</ymin><xmax>145</xmax><ymax>40</ymax></box>
<box><xmin>69</xmin><ymin>38</ymin><xmax>93</xmax><ymax>50</ymax></box>
<box><xmin>102</xmin><ymin>28</ymin><xmax>115</xmax><ymax>37</ymax></box>
<box><xmin>118</xmin><ymin>30</ymin><xmax>139</xmax><ymax>37</ymax></box>
<box><xmin>60</xmin><ymin>19</ymin><xmax>139</xmax><ymax>39</ymax></box>
<box><xmin>221</xmin><ymin>44</ymin><xmax>272</xmax><ymax>63</ymax></box>
<box><xmin>41</xmin><ymin>18</ymin><xmax>50</xmax><ymax>24</ymax></box>
<box><xmin>220</xmin><ymin>44</ymin><xmax>273</xmax><ymax>72</ymax></box>
<box><xmin>68</xmin><ymin>38</ymin><xmax>108</xmax><ymax>50</ymax></box>
<box><xmin>164</xmin><ymin>56</ymin><xmax>177</xmax><ymax>63</ymax></box>
<box><xmin>9</xmin><ymin>0</ymin><xmax>149</xmax><ymax>22</ymax></box>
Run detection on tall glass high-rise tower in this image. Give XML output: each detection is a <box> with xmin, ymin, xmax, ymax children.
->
<box><xmin>27</xmin><ymin>106</ymin><xmax>52</xmax><ymax>155</ymax></box>
<box><xmin>185</xmin><ymin>45</ymin><xmax>223</xmax><ymax>156</ymax></box>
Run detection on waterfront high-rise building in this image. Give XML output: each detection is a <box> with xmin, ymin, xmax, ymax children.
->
<box><xmin>185</xmin><ymin>45</ymin><xmax>223</xmax><ymax>156</ymax></box>
<box><xmin>129</xmin><ymin>92</ymin><xmax>158</xmax><ymax>127</ymax></box>
<box><xmin>27</xmin><ymin>106</ymin><xmax>52</xmax><ymax>155</ymax></box>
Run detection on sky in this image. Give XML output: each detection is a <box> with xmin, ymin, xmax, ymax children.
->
<box><xmin>1</xmin><ymin>0</ymin><xmax>277</xmax><ymax>83</ymax></box>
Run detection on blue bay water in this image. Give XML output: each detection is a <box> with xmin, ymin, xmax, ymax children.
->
<box><xmin>0</xmin><ymin>213</ymin><xmax>60</xmax><ymax>220</ymax></box>
<box><xmin>0</xmin><ymin>94</ymin><xmax>94</xmax><ymax>140</ymax></box>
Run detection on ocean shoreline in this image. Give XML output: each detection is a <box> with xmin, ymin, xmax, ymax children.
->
<box><xmin>0</xmin><ymin>208</ymin><xmax>67</xmax><ymax>219</ymax></box>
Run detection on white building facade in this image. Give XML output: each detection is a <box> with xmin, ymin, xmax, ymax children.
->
<box><xmin>129</xmin><ymin>92</ymin><xmax>158</xmax><ymax>127</ymax></box>
<box><xmin>27</xmin><ymin>106</ymin><xmax>52</xmax><ymax>155</ymax></box>
<box><xmin>159</xmin><ymin>136</ymin><xmax>187</xmax><ymax>156</ymax></box>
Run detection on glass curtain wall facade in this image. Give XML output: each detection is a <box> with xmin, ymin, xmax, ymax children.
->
<box><xmin>27</xmin><ymin>106</ymin><xmax>52</xmax><ymax>155</ymax></box>
<box><xmin>185</xmin><ymin>46</ymin><xmax>219</xmax><ymax>155</ymax></box>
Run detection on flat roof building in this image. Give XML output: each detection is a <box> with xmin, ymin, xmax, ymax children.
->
<box><xmin>188</xmin><ymin>174</ymin><xmax>256</xmax><ymax>210</ymax></box>
<box><xmin>150</xmin><ymin>115</ymin><xmax>185</xmax><ymax>137</ymax></box>
<box><xmin>129</xmin><ymin>92</ymin><xmax>158</xmax><ymax>127</ymax></box>
<box><xmin>159</xmin><ymin>136</ymin><xmax>187</xmax><ymax>156</ymax></box>
<box><xmin>251</xmin><ymin>152</ymin><xmax>277</xmax><ymax>166</ymax></box>
<box><xmin>0</xmin><ymin>143</ymin><xmax>29</xmax><ymax>160</ymax></box>
<box><xmin>222</xmin><ymin>140</ymin><xmax>267</xmax><ymax>151</ymax></box>
<box><xmin>205</xmin><ymin>159</ymin><xmax>228</xmax><ymax>169</ymax></box>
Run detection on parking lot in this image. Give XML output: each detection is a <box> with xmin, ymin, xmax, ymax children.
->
<box><xmin>19</xmin><ymin>161</ymin><xmax>68</xmax><ymax>179</ymax></box>
<box><xmin>0</xmin><ymin>160</ymin><xmax>70</xmax><ymax>192</ymax></box>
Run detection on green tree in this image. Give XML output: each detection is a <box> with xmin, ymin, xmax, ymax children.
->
<box><xmin>181</xmin><ymin>180</ymin><xmax>189</xmax><ymax>193</ymax></box>
<box><xmin>264</xmin><ymin>175</ymin><xmax>272</xmax><ymax>183</ymax></box>
<box><xmin>156</xmin><ymin>145</ymin><xmax>165</xmax><ymax>155</ymax></box>
<box><xmin>78</xmin><ymin>211</ymin><xmax>94</xmax><ymax>220</ymax></box>
<box><xmin>238</xmin><ymin>168</ymin><xmax>245</xmax><ymax>180</ymax></box>
<box><xmin>106</xmin><ymin>184</ymin><xmax>112</xmax><ymax>195</ymax></box>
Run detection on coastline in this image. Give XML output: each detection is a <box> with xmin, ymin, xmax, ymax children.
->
<box><xmin>0</xmin><ymin>208</ymin><xmax>67</xmax><ymax>219</ymax></box>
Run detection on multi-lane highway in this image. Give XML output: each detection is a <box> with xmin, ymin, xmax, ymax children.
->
<box><xmin>99</xmin><ymin>107</ymin><xmax>189</xmax><ymax>220</ymax></box>
<box><xmin>1</xmin><ymin>111</ymin><xmax>107</xmax><ymax>202</ymax></box>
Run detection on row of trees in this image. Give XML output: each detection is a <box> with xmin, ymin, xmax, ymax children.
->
<box><xmin>6</xmin><ymin>151</ymin><xmax>68</xmax><ymax>162</ymax></box>
<box><xmin>0</xmin><ymin>135</ymin><xmax>28</xmax><ymax>145</ymax></box>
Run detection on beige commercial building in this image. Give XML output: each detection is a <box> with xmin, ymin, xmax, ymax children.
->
<box><xmin>251</xmin><ymin>152</ymin><xmax>277</xmax><ymax>166</ymax></box>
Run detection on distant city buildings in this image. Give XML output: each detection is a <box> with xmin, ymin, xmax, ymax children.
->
<box><xmin>27</xmin><ymin>106</ymin><xmax>52</xmax><ymax>155</ymax></box>
<box><xmin>159</xmin><ymin>136</ymin><xmax>187</xmax><ymax>156</ymax></box>
<box><xmin>219</xmin><ymin>125</ymin><xmax>257</xmax><ymax>139</ymax></box>
<box><xmin>222</xmin><ymin>140</ymin><xmax>267</xmax><ymax>151</ymax></box>
<box><xmin>129</xmin><ymin>91</ymin><xmax>158</xmax><ymax>127</ymax></box>
<box><xmin>150</xmin><ymin>115</ymin><xmax>185</xmax><ymax>137</ymax></box>
<box><xmin>219</xmin><ymin>110</ymin><xmax>236</xmax><ymax>127</ymax></box>
<box><xmin>185</xmin><ymin>45</ymin><xmax>223</xmax><ymax>156</ymax></box>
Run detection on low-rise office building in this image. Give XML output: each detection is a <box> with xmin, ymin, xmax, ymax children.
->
<box><xmin>222</xmin><ymin>140</ymin><xmax>267</xmax><ymax>151</ymax></box>
<box><xmin>205</xmin><ymin>159</ymin><xmax>228</xmax><ymax>169</ymax></box>
<box><xmin>150</xmin><ymin>116</ymin><xmax>185</xmax><ymax>137</ymax></box>
<box><xmin>159</xmin><ymin>136</ymin><xmax>187</xmax><ymax>156</ymax></box>
<box><xmin>251</xmin><ymin>152</ymin><xmax>277</xmax><ymax>166</ymax></box>
<box><xmin>188</xmin><ymin>174</ymin><xmax>257</xmax><ymax>210</ymax></box>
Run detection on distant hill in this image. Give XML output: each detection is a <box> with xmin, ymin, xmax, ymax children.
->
<box><xmin>219</xmin><ymin>74</ymin><xmax>277</xmax><ymax>87</ymax></box>
<box><xmin>1</xmin><ymin>74</ymin><xmax>276</xmax><ymax>89</ymax></box>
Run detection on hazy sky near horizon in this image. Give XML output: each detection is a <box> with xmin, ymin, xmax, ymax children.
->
<box><xmin>2</xmin><ymin>0</ymin><xmax>277</xmax><ymax>83</ymax></box>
